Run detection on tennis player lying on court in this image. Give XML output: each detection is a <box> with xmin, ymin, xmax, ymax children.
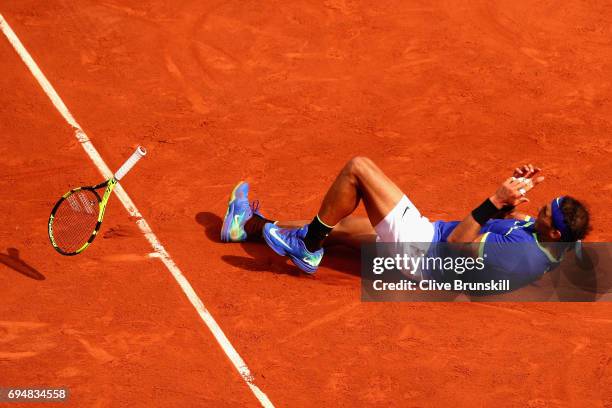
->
<box><xmin>220</xmin><ymin>157</ymin><xmax>590</xmax><ymax>278</ymax></box>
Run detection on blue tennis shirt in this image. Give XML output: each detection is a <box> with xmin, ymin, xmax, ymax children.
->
<box><xmin>430</xmin><ymin>217</ymin><xmax>563</xmax><ymax>288</ymax></box>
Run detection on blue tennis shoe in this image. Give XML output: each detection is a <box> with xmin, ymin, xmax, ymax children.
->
<box><xmin>263</xmin><ymin>223</ymin><xmax>324</xmax><ymax>274</ymax></box>
<box><xmin>221</xmin><ymin>181</ymin><xmax>256</xmax><ymax>242</ymax></box>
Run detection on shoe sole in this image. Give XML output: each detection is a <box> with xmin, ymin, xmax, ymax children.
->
<box><xmin>289</xmin><ymin>255</ymin><xmax>318</xmax><ymax>275</ymax></box>
<box><xmin>220</xmin><ymin>181</ymin><xmax>244</xmax><ymax>242</ymax></box>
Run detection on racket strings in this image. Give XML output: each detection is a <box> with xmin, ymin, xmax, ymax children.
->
<box><xmin>52</xmin><ymin>190</ymin><xmax>100</xmax><ymax>253</ymax></box>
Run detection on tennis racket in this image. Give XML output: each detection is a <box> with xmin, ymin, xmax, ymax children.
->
<box><xmin>48</xmin><ymin>146</ymin><xmax>147</xmax><ymax>256</ymax></box>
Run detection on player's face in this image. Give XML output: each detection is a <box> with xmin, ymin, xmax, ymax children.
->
<box><xmin>535</xmin><ymin>203</ymin><xmax>557</xmax><ymax>239</ymax></box>
<box><xmin>535</xmin><ymin>203</ymin><xmax>551</xmax><ymax>228</ymax></box>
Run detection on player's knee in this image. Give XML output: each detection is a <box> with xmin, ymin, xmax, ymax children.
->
<box><xmin>345</xmin><ymin>156</ymin><xmax>373</xmax><ymax>176</ymax></box>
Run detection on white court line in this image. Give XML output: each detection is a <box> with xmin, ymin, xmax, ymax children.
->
<box><xmin>0</xmin><ymin>13</ymin><xmax>274</xmax><ymax>408</ymax></box>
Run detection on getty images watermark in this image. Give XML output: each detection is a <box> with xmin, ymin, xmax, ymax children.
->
<box><xmin>361</xmin><ymin>242</ymin><xmax>612</xmax><ymax>302</ymax></box>
<box><xmin>371</xmin><ymin>251</ymin><xmax>510</xmax><ymax>292</ymax></box>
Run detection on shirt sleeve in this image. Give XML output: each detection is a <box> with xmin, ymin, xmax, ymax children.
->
<box><xmin>477</xmin><ymin>231</ymin><xmax>548</xmax><ymax>287</ymax></box>
<box><xmin>478</xmin><ymin>232</ymin><xmax>528</xmax><ymax>279</ymax></box>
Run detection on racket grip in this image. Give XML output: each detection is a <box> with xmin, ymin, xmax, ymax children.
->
<box><xmin>114</xmin><ymin>146</ymin><xmax>147</xmax><ymax>181</ymax></box>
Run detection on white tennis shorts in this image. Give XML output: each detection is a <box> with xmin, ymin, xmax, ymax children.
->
<box><xmin>374</xmin><ymin>195</ymin><xmax>435</xmax><ymax>243</ymax></box>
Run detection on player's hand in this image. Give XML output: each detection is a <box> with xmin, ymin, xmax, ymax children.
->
<box><xmin>511</xmin><ymin>164</ymin><xmax>545</xmax><ymax>202</ymax></box>
<box><xmin>490</xmin><ymin>173</ymin><xmax>544</xmax><ymax>208</ymax></box>
<box><xmin>513</xmin><ymin>163</ymin><xmax>541</xmax><ymax>180</ymax></box>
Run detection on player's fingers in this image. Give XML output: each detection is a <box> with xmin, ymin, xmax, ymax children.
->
<box><xmin>522</xmin><ymin>164</ymin><xmax>532</xmax><ymax>178</ymax></box>
<box><xmin>532</xmin><ymin>175</ymin><xmax>545</xmax><ymax>185</ymax></box>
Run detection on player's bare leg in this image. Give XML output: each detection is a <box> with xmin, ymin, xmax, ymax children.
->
<box><xmin>262</xmin><ymin>156</ymin><xmax>402</xmax><ymax>248</ymax></box>
<box><xmin>316</xmin><ymin>156</ymin><xmax>404</xmax><ymax>228</ymax></box>
<box><xmin>258</xmin><ymin>157</ymin><xmax>406</xmax><ymax>273</ymax></box>
<box><xmin>244</xmin><ymin>156</ymin><xmax>401</xmax><ymax>243</ymax></box>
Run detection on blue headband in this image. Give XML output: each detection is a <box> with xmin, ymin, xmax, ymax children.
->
<box><xmin>551</xmin><ymin>197</ymin><xmax>573</xmax><ymax>242</ymax></box>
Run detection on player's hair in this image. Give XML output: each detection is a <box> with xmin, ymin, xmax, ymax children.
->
<box><xmin>560</xmin><ymin>196</ymin><xmax>591</xmax><ymax>241</ymax></box>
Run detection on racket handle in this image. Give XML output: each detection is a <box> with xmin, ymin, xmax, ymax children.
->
<box><xmin>114</xmin><ymin>146</ymin><xmax>147</xmax><ymax>181</ymax></box>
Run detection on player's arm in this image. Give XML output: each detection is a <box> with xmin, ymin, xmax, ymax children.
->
<box><xmin>447</xmin><ymin>164</ymin><xmax>543</xmax><ymax>244</ymax></box>
<box><xmin>445</xmin><ymin>195</ymin><xmax>506</xmax><ymax>244</ymax></box>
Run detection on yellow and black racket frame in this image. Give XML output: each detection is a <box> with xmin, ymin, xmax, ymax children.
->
<box><xmin>48</xmin><ymin>178</ymin><xmax>117</xmax><ymax>256</ymax></box>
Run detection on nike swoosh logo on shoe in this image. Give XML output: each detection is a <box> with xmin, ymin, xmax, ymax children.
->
<box><xmin>269</xmin><ymin>228</ymin><xmax>293</xmax><ymax>250</ymax></box>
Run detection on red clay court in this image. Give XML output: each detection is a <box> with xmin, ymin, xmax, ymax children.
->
<box><xmin>1</xmin><ymin>1</ymin><xmax>611</xmax><ymax>406</ymax></box>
